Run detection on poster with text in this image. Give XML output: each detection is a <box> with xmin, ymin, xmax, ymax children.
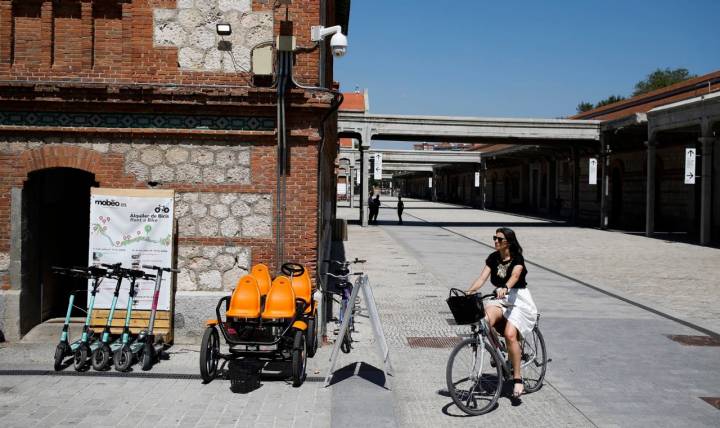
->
<box><xmin>88</xmin><ymin>188</ymin><xmax>175</xmax><ymax>311</ymax></box>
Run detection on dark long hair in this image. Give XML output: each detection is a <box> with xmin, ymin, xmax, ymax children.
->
<box><xmin>496</xmin><ymin>227</ymin><xmax>523</xmax><ymax>257</ymax></box>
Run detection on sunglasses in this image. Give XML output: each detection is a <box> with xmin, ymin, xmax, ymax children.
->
<box><xmin>492</xmin><ymin>236</ymin><xmax>506</xmax><ymax>242</ymax></box>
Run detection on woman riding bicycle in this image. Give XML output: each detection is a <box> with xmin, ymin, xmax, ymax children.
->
<box><xmin>466</xmin><ymin>227</ymin><xmax>537</xmax><ymax>398</ymax></box>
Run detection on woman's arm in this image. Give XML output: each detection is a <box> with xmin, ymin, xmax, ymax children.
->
<box><xmin>496</xmin><ymin>265</ymin><xmax>523</xmax><ymax>298</ymax></box>
<box><xmin>467</xmin><ymin>265</ymin><xmax>491</xmax><ymax>294</ymax></box>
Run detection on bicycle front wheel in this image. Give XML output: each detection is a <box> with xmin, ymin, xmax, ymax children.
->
<box><xmin>446</xmin><ymin>337</ymin><xmax>502</xmax><ymax>415</ymax></box>
<box><xmin>521</xmin><ymin>327</ymin><xmax>547</xmax><ymax>393</ymax></box>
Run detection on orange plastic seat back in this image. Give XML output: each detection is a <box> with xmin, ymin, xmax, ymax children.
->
<box><xmin>261</xmin><ymin>276</ymin><xmax>296</xmax><ymax>319</ymax></box>
<box><xmin>226</xmin><ymin>275</ymin><xmax>261</xmax><ymax>319</ymax></box>
<box><xmin>290</xmin><ymin>269</ymin><xmax>313</xmax><ymax>313</ymax></box>
<box><xmin>250</xmin><ymin>263</ymin><xmax>272</xmax><ymax>296</ymax></box>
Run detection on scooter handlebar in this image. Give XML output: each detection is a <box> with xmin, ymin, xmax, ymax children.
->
<box><xmin>142</xmin><ymin>264</ymin><xmax>180</xmax><ymax>273</ymax></box>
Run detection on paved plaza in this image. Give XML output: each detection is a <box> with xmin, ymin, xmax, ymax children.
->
<box><xmin>1</xmin><ymin>198</ymin><xmax>719</xmax><ymax>427</ymax></box>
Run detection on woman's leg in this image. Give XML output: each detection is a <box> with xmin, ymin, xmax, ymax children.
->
<box><xmin>484</xmin><ymin>305</ymin><xmax>503</xmax><ymax>328</ymax></box>
<box><xmin>503</xmin><ymin>321</ymin><xmax>524</xmax><ymax>396</ymax></box>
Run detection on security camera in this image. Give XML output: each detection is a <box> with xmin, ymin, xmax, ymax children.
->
<box><xmin>330</xmin><ymin>32</ymin><xmax>347</xmax><ymax>57</ymax></box>
<box><xmin>311</xmin><ymin>25</ymin><xmax>348</xmax><ymax>58</ymax></box>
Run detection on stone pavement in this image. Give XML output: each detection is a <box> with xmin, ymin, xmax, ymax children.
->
<box><xmin>334</xmin><ymin>198</ymin><xmax>720</xmax><ymax>427</ymax></box>
<box><xmin>0</xmin><ymin>341</ymin><xmax>333</xmax><ymax>428</ymax></box>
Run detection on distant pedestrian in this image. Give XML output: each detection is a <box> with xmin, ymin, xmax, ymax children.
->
<box><xmin>370</xmin><ymin>194</ymin><xmax>380</xmax><ymax>224</ymax></box>
<box><xmin>368</xmin><ymin>193</ymin><xmax>377</xmax><ymax>224</ymax></box>
<box><xmin>397</xmin><ymin>195</ymin><xmax>404</xmax><ymax>225</ymax></box>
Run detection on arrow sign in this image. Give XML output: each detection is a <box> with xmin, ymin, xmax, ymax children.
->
<box><xmin>589</xmin><ymin>158</ymin><xmax>598</xmax><ymax>185</ymax></box>
<box><xmin>685</xmin><ymin>148</ymin><xmax>696</xmax><ymax>184</ymax></box>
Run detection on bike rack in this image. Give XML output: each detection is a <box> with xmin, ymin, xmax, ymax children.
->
<box><xmin>324</xmin><ymin>274</ymin><xmax>394</xmax><ymax>386</ymax></box>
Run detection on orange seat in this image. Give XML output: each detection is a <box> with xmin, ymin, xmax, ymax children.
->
<box><xmin>226</xmin><ymin>275</ymin><xmax>261</xmax><ymax>319</ymax></box>
<box><xmin>261</xmin><ymin>276</ymin><xmax>296</xmax><ymax>319</ymax></box>
<box><xmin>290</xmin><ymin>269</ymin><xmax>313</xmax><ymax>314</ymax></box>
<box><xmin>249</xmin><ymin>263</ymin><xmax>272</xmax><ymax>296</ymax></box>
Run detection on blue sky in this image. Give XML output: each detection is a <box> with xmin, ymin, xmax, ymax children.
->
<box><xmin>335</xmin><ymin>0</ymin><xmax>720</xmax><ymax>121</ymax></box>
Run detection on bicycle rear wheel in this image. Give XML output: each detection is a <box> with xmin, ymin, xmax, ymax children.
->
<box><xmin>446</xmin><ymin>337</ymin><xmax>502</xmax><ymax>415</ymax></box>
<box><xmin>521</xmin><ymin>327</ymin><xmax>547</xmax><ymax>393</ymax></box>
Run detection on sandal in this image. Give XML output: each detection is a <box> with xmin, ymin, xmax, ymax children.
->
<box><xmin>512</xmin><ymin>378</ymin><xmax>525</xmax><ymax>398</ymax></box>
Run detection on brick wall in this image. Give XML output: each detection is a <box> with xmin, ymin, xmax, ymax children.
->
<box><xmin>0</xmin><ymin>0</ymin><xmax>324</xmax><ymax>87</ymax></box>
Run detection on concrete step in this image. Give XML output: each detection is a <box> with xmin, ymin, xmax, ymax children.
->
<box><xmin>21</xmin><ymin>318</ymin><xmax>86</xmax><ymax>343</ymax></box>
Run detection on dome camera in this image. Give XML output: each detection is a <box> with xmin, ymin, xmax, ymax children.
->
<box><xmin>311</xmin><ymin>25</ymin><xmax>348</xmax><ymax>58</ymax></box>
<box><xmin>330</xmin><ymin>32</ymin><xmax>347</xmax><ymax>57</ymax></box>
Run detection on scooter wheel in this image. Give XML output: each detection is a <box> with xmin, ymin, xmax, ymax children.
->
<box><xmin>53</xmin><ymin>342</ymin><xmax>70</xmax><ymax>371</ymax></box>
<box><xmin>141</xmin><ymin>343</ymin><xmax>154</xmax><ymax>371</ymax></box>
<box><xmin>114</xmin><ymin>345</ymin><xmax>133</xmax><ymax>372</ymax></box>
<box><xmin>92</xmin><ymin>344</ymin><xmax>111</xmax><ymax>371</ymax></box>
<box><xmin>74</xmin><ymin>344</ymin><xmax>90</xmax><ymax>371</ymax></box>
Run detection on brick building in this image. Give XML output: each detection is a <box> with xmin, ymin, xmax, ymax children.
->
<box><xmin>0</xmin><ymin>0</ymin><xmax>351</xmax><ymax>342</ymax></box>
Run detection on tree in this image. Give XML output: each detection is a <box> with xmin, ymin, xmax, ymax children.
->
<box><xmin>595</xmin><ymin>95</ymin><xmax>626</xmax><ymax>108</ymax></box>
<box><xmin>633</xmin><ymin>68</ymin><xmax>696</xmax><ymax>96</ymax></box>
<box><xmin>576</xmin><ymin>101</ymin><xmax>594</xmax><ymax>113</ymax></box>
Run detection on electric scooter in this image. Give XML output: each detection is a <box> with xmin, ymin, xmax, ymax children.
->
<box><xmin>138</xmin><ymin>264</ymin><xmax>180</xmax><ymax>371</ymax></box>
<box><xmin>91</xmin><ymin>263</ymin><xmax>126</xmax><ymax>371</ymax></box>
<box><xmin>114</xmin><ymin>268</ymin><xmax>155</xmax><ymax>372</ymax></box>
<box><xmin>52</xmin><ymin>265</ymin><xmax>107</xmax><ymax>371</ymax></box>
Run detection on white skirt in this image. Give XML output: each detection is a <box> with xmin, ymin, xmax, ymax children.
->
<box><xmin>484</xmin><ymin>288</ymin><xmax>537</xmax><ymax>338</ymax></box>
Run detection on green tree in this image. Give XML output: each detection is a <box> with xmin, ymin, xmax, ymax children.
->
<box><xmin>595</xmin><ymin>95</ymin><xmax>626</xmax><ymax>108</ymax></box>
<box><xmin>576</xmin><ymin>101</ymin><xmax>594</xmax><ymax>113</ymax></box>
<box><xmin>633</xmin><ymin>68</ymin><xmax>696</xmax><ymax>96</ymax></box>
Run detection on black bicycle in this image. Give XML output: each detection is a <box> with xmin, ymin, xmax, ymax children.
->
<box><xmin>324</xmin><ymin>258</ymin><xmax>365</xmax><ymax>353</ymax></box>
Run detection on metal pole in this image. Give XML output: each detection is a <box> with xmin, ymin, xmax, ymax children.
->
<box><xmin>699</xmin><ymin>136</ymin><xmax>715</xmax><ymax>245</ymax></box>
<box><xmin>571</xmin><ymin>146</ymin><xmax>580</xmax><ymax>225</ymax></box>
<box><xmin>600</xmin><ymin>136</ymin><xmax>609</xmax><ymax>229</ymax></box>
<box><xmin>645</xmin><ymin>139</ymin><xmax>656</xmax><ymax>237</ymax></box>
<box><xmin>360</xmin><ymin>147</ymin><xmax>369</xmax><ymax>227</ymax></box>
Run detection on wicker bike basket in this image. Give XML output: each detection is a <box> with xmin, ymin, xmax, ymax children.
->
<box><xmin>446</xmin><ymin>288</ymin><xmax>485</xmax><ymax>325</ymax></box>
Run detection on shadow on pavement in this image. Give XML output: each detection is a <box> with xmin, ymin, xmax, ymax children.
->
<box><xmin>327</xmin><ymin>362</ymin><xmax>389</xmax><ymax>389</ymax></box>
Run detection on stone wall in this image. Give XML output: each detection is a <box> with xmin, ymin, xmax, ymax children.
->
<box><xmin>177</xmin><ymin>244</ymin><xmax>250</xmax><ymax>291</ymax></box>
<box><xmin>154</xmin><ymin>0</ymin><xmax>272</xmax><ymax>72</ymax></box>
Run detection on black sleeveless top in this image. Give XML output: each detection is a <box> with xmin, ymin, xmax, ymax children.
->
<box><xmin>485</xmin><ymin>251</ymin><xmax>527</xmax><ymax>289</ymax></box>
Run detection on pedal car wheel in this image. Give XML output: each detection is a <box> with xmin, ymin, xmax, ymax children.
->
<box><xmin>92</xmin><ymin>344</ymin><xmax>111</xmax><ymax>371</ymax></box>
<box><xmin>200</xmin><ymin>326</ymin><xmax>219</xmax><ymax>383</ymax></box>
<box><xmin>53</xmin><ymin>342</ymin><xmax>70</xmax><ymax>371</ymax></box>
<box><xmin>114</xmin><ymin>345</ymin><xmax>133</xmax><ymax>372</ymax></box>
<box><xmin>73</xmin><ymin>344</ymin><xmax>90</xmax><ymax>371</ymax></box>
<box><xmin>141</xmin><ymin>343</ymin><xmax>154</xmax><ymax>371</ymax></box>
<box><xmin>306</xmin><ymin>318</ymin><xmax>318</xmax><ymax>358</ymax></box>
<box><xmin>292</xmin><ymin>330</ymin><xmax>307</xmax><ymax>387</ymax></box>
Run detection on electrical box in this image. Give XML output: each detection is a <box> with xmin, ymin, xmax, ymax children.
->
<box><xmin>276</xmin><ymin>35</ymin><xmax>296</xmax><ymax>52</ymax></box>
<box><xmin>252</xmin><ymin>45</ymin><xmax>273</xmax><ymax>75</ymax></box>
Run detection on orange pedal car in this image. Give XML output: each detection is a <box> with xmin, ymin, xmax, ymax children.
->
<box><xmin>199</xmin><ymin>263</ymin><xmax>317</xmax><ymax>390</ymax></box>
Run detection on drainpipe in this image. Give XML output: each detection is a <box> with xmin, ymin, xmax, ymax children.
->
<box><xmin>275</xmin><ymin>50</ymin><xmax>291</xmax><ymax>271</ymax></box>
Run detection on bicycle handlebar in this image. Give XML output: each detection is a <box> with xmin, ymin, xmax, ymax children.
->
<box><xmin>325</xmin><ymin>272</ymin><xmax>363</xmax><ymax>279</ymax></box>
<box><xmin>323</xmin><ymin>258</ymin><xmax>367</xmax><ymax>266</ymax></box>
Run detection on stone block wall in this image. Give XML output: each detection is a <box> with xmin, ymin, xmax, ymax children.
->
<box><xmin>0</xmin><ymin>131</ymin><xmax>323</xmax><ymax>342</ymax></box>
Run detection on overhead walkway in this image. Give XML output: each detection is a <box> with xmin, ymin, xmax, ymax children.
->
<box><xmin>337</xmin><ymin>111</ymin><xmax>601</xmax><ymax>226</ymax></box>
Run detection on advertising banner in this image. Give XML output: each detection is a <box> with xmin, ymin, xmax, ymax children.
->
<box><xmin>89</xmin><ymin>188</ymin><xmax>175</xmax><ymax>310</ymax></box>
